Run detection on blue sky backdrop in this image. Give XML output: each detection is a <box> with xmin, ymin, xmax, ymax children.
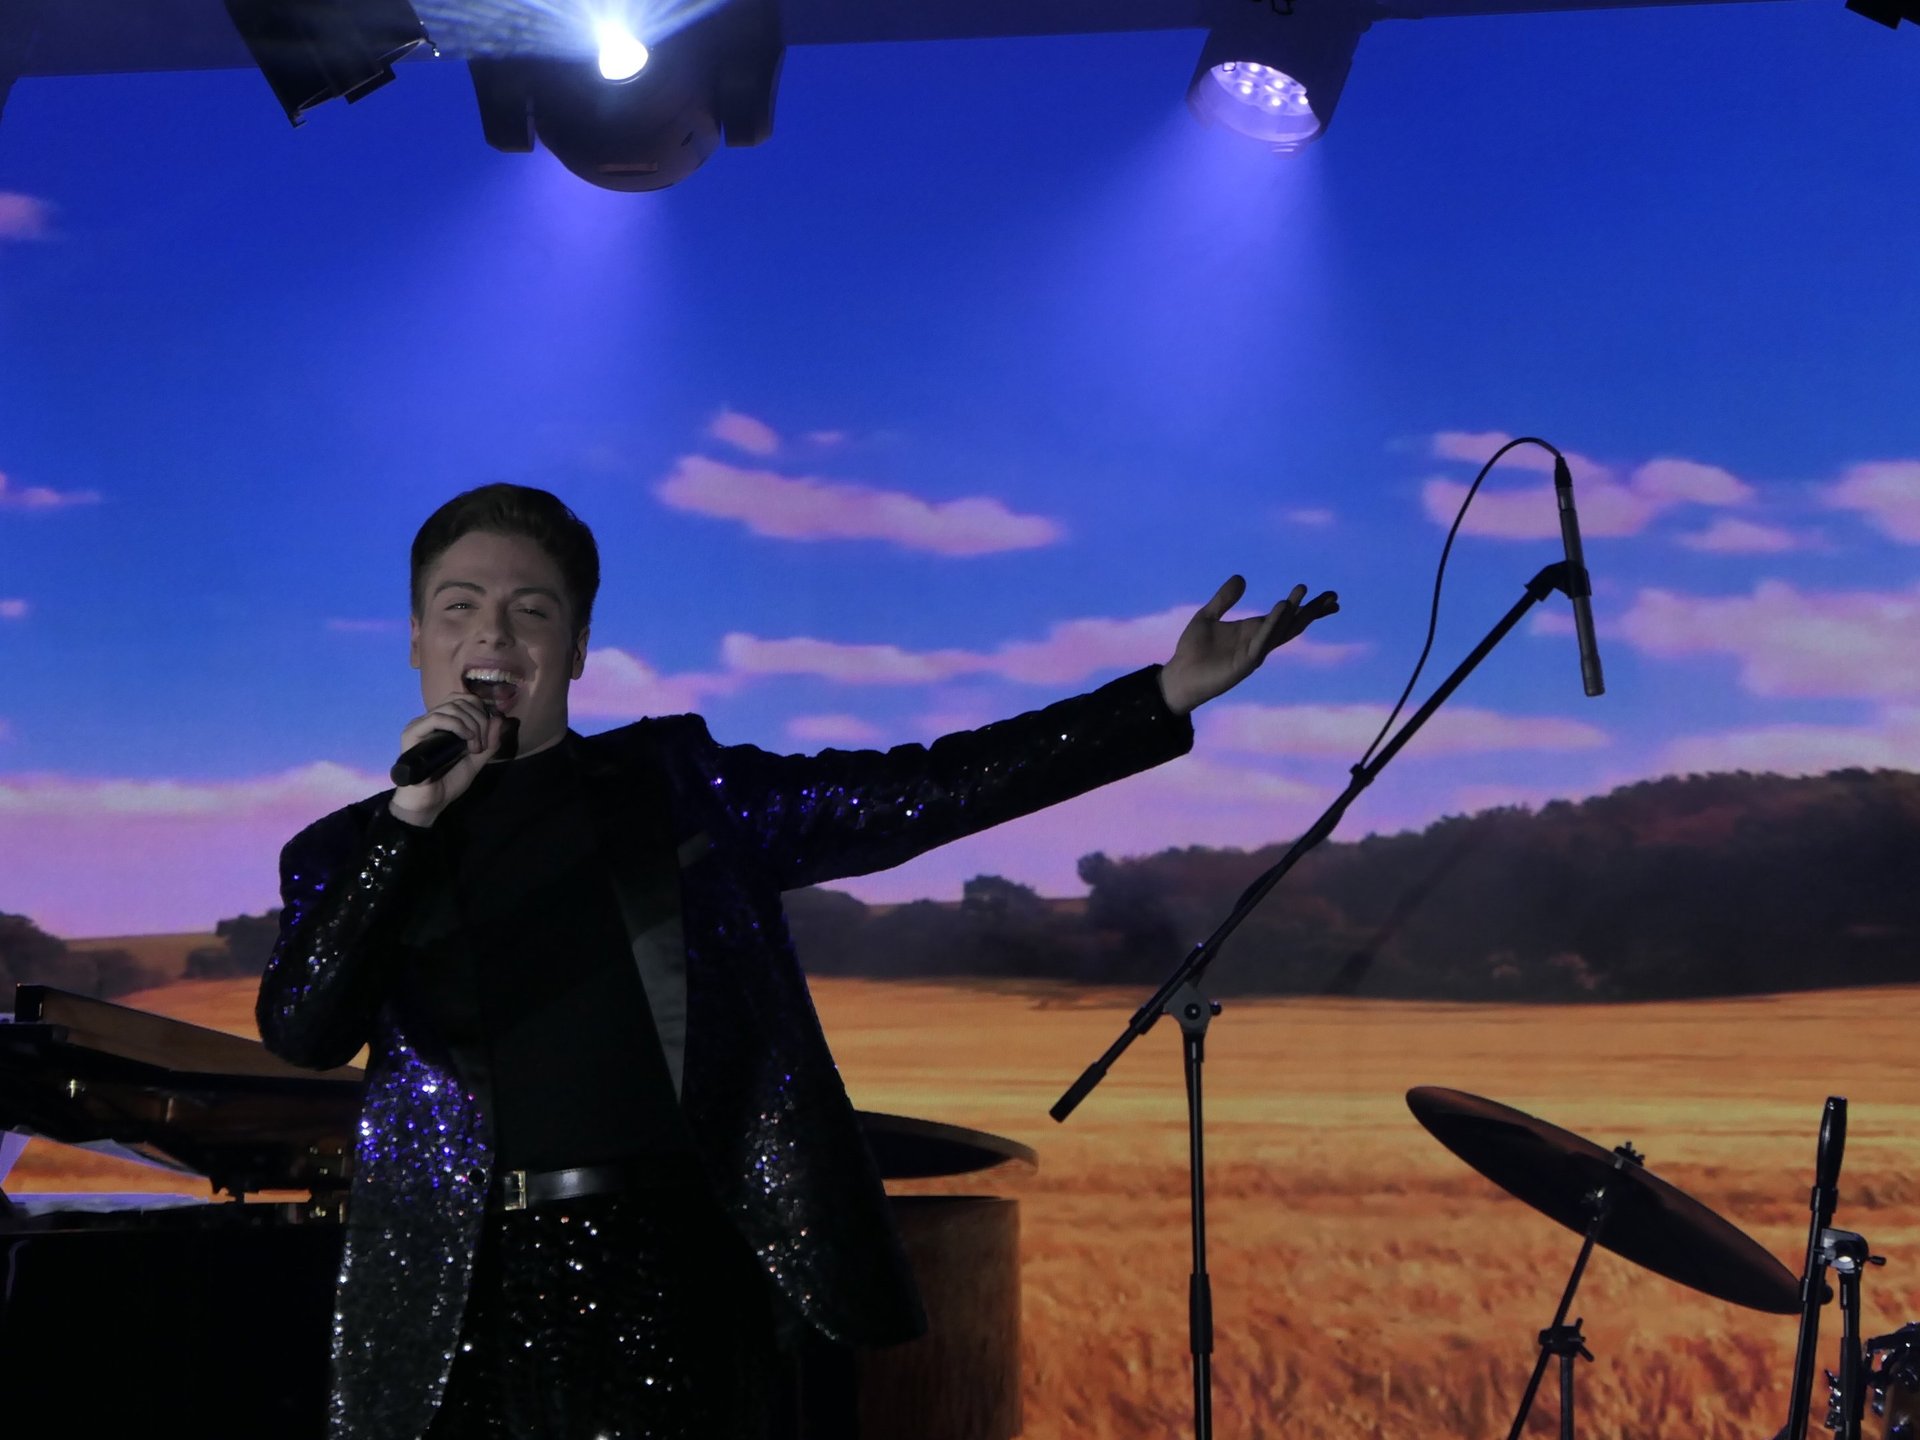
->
<box><xmin>1</xmin><ymin>4</ymin><xmax>1917</xmax><ymax>934</ymax></box>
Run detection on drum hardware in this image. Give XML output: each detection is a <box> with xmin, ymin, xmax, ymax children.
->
<box><xmin>1800</xmin><ymin>1232</ymin><xmax>1889</xmax><ymax>1440</ymax></box>
<box><xmin>1865</xmin><ymin>1326</ymin><xmax>1920</xmax><ymax>1440</ymax></box>
<box><xmin>1827</xmin><ymin>1229</ymin><xmax>1886</xmax><ymax>1440</ymax></box>
<box><xmin>1779</xmin><ymin>1099</ymin><xmax>1903</xmax><ymax>1440</ymax></box>
<box><xmin>1501</xmin><ymin>1160</ymin><xmax>1626</xmax><ymax>1440</ymax></box>
<box><xmin>1407</xmin><ymin>1086</ymin><xmax>1799</xmax><ymax>1440</ymax></box>
<box><xmin>1789</xmin><ymin>1099</ymin><xmax>1854</xmax><ymax>1440</ymax></box>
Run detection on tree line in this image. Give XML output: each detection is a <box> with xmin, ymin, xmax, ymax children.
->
<box><xmin>4</xmin><ymin>769</ymin><xmax>1916</xmax><ymax>1005</ymax></box>
<box><xmin>788</xmin><ymin>768</ymin><xmax>1920</xmax><ymax>1001</ymax></box>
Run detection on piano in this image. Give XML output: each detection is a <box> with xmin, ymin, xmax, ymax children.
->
<box><xmin>0</xmin><ymin>984</ymin><xmax>1034</xmax><ymax>1439</ymax></box>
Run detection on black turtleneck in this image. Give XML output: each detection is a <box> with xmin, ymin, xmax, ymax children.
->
<box><xmin>430</xmin><ymin>735</ymin><xmax>691</xmax><ymax>1172</ymax></box>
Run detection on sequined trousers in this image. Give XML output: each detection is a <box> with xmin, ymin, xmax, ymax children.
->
<box><xmin>422</xmin><ymin>1188</ymin><xmax>778</xmax><ymax>1440</ymax></box>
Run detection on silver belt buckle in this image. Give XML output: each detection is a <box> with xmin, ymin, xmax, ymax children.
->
<box><xmin>501</xmin><ymin>1169</ymin><xmax>529</xmax><ymax>1212</ymax></box>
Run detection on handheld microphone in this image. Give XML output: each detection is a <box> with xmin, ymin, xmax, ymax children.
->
<box><xmin>1553</xmin><ymin>456</ymin><xmax>1606</xmax><ymax>697</ymax></box>
<box><xmin>391</xmin><ymin>730</ymin><xmax>466</xmax><ymax>788</ymax></box>
<box><xmin>390</xmin><ymin>715</ymin><xmax>519</xmax><ymax>788</ymax></box>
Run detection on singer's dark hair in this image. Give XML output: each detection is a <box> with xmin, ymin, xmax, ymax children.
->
<box><xmin>410</xmin><ymin>484</ymin><xmax>601</xmax><ymax>639</ymax></box>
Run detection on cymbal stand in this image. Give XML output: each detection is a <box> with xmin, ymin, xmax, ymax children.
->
<box><xmin>1503</xmin><ymin>1144</ymin><xmax>1639</xmax><ymax>1440</ymax></box>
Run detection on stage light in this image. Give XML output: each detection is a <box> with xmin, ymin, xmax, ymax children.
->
<box><xmin>1188</xmin><ymin>4</ymin><xmax>1371</xmax><ymax>153</ymax></box>
<box><xmin>1197</xmin><ymin>60</ymin><xmax>1321</xmax><ymax>150</ymax></box>
<box><xmin>470</xmin><ymin>0</ymin><xmax>781</xmax><ymax>191</ymax></box>
<box><xmin>223</xmin><ymin>0</ymin><xmax>431</xmax><ymax>125</ymax></box>
<box><xmin>595</xmin><ymin>20</ymin><xmax>649</xmax><ymax>82</ymax></box>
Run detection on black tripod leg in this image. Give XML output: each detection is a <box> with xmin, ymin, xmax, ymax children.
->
<box><xmin>1507</xmin><ymin>1202</ymin><xmax>1607</xmax><ymax>1440</ymax></box>
<box><xmin>1507</xmin><ymin>1343</ymin><xmax>1558</xmax><ymax>1440</ymax></box>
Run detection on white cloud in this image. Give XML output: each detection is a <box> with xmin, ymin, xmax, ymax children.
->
<box><xmin>1430</xmin><ymin>431</ymin><xmax>1611</xmax><ymax>482</ymax></box>
<box><xmin>1422</xmin><ymin>475</ymin><xmax>1656</xmax><ymax>539</ymax></box>
<box><xmin>0</xmin><ymin>472</ymin><xmax>102</xmax><ymax>510</ymax></box>
<box><xmin>1423</xmin><ymin>435</ymin><xmax>1755</xmax><ymax>542</ymax></box>
<box><xmin>1205</xmin><ymin>702</ymin><xmax>1609</xmax><ymax>758</ymax></box>
<box><xmin>655</xmin><ymin>455</ymin><xmax>1063</xmax><ymax>556</ymax></box>
<box><xmin>1617</xmin><ymin>580</ymin><xmax>1920</xmax><ymax>699</ymax></box>
<box><xmin>722</xmin><ymin>634</ymin><xmax>966</xmax><ymax>684</ymax></box>
<box><xmin>1674</xmin><ymin>517</ymin><xmax>1803</xmax><ymax>554</ymax></box>
<box><xmin>1281</xmin><ymin>507</ymin><xmax>1336</xmax><ymax>527</ymax></box>
<box><xmin>0</xmin><ymin>192</ymin><xmax>52</xmax><ymax>241</ymax></box>
<box><xmin>1658</xmin><ymin>705</ymin><xmax>1920</xmax><ymax>776</ymax></box>
<box><xmin>989</xmin><ymin>609</ymin><xmax>1212</xmax><ymax>685</ymax></box>
<box><xmin>570</xmin><ymin>646</ymin><xmax>739</xmax><ymax>718</ymax></box>
<box><xmin>707</xmin><ymin>410</ymin><xmax>781</xmax><ymax>457</ymax></box>
<box><xmin>721</xmin><ymin>605</ymin><xmax>1365</xmax><ymax>688</ymax></box>
<box><xmin>326</xmin><ymin>617</ymin><xmax>401</xmax><ymax>634</ymax></box>
<box><xmin>1630</xmin><ymin>458</ymin><xmax>1753</xmax><ymax>507</ymax></box>
<box><xmin>1822</xmin><ymin>460</ymin><xmax>1920</xmax><ymax>544</ymax></box>
<box><xmin>0</xmin><ymin>762</ymin><xmax>377</xmax><ymax>821</ymax></box>
<box><xmin>0</xmin><ymin>765</ymin><xmax>386</xmax><ymax>936</ymax></box>
<box><xmin>0</xmin><ymin>598</ymin><xmax>28</xmax><ymax>620</ymax></box>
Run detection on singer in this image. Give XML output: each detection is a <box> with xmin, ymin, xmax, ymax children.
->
<box><xmin>255</xmin><ymin>483</ymin><xmax>1338</xmax><ymax>1440</ymax></box>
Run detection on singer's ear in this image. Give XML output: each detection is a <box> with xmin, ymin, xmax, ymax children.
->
<box><xmin>570</xmin><ymin>625</ymin><xmax>590</xmax><ymax>681</ymax></box>
<box><xmin>408</xmin><ymin>614</ymin><xmax>422</xmax><ymax>670</ymax></box>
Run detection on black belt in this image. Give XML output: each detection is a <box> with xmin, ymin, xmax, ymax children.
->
<box><xmin>494</xmin><ymin>1160</ymin><xmax>687</xmax><ymax>1212</ymax></box>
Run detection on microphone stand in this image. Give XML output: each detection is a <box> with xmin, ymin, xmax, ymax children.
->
<box><xmin>1051</xmin><ymin>561</ymin><xmax>1588</xmax><ymax>1440</ymax></box>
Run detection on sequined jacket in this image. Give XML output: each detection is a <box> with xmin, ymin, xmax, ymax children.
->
<box><xmin>256</xmin><ymin>665</ymin><xmax>1193</xmax><ymax>1440</ymax></box>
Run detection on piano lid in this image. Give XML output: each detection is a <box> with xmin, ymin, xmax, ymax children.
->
<box><xmin>10</xmin><ymin>986</ymin><xmax>364</xmax><ymax>1084</ymax></box>
<box><xmin>2</xmin><ymin>987</ymin><xmax>1033</xmax><ymax>1199</ymax></box>
<box><xmin>1</xmin><ymin>986</ymin><xmax>363</xmax><ymax>1199</ymax></box>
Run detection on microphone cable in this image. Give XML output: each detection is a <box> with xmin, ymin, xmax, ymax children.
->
<box><xmin>1216</xmin><ymin>433</ymin><xmax>1571</xmax><ymax>925</ymax></box>
<box><xmin>1354</xmin><ymin>435</ymin><xmax>1568</xmax><ymax>772</ymax></box>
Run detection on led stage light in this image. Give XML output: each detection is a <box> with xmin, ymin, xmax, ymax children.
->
<box><xmin>471</xmin><ymin>0</ymin><xmax>781</xmax><ymax>191</ymax></box>
<box><xmin>1197</xmin><ymin>60</ymin><xmax>1320</xmax><ymax>150</ymax></box>
<box><xmin>1188</xmin><ymin>2</ymin><xmax>1370</xmax><ymax>153</ymax></box>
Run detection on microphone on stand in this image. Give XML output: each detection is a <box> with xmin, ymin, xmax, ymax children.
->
<box><xmin>1552</xmin><ymin>456</ymin><xmax>1605</xmax><ymax>697</ymax></box>
<box><xmin>1784</xmin><ymin>1096</ymin><xmax>1849</xmax><ymax>1440</ymax></box>
<box><xmin>1817</xmin><ymin>1096</ymin><xmax>1848</xmax><ymax>1204</ymax></box>
<box><xmin>390</xmin><ymin>714</ymin><xmax>519</xmax><ymax>787</ymax></box>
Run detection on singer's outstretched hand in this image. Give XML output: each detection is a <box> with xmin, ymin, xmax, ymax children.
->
<box><xmin>389</xmin><ymin>692</ymin><xmax>509</xmax><ymax>826</ymax></box>
<box><xmin>1158</xmin><ymin>577</ymin><xmax>1340</xmax><ymax>715</ymax></box>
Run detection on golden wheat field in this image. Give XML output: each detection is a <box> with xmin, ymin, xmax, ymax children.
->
<box><xmin>12</xmin><ymin>974</ymin><xmax>1920</xmax><ymax>1440</ymax></box>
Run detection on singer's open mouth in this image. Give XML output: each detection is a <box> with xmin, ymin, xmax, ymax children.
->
<box><xmin>462</xmin><ymin>667</ymin><xmax>523</xmax><ymax>714</ymax></box>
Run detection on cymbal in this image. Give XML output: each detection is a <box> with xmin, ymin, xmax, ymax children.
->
<box><xmin>1407</xmin><ymin>1086</ymin><xmax>1799</xmax><ymax>1315</ymax></box>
